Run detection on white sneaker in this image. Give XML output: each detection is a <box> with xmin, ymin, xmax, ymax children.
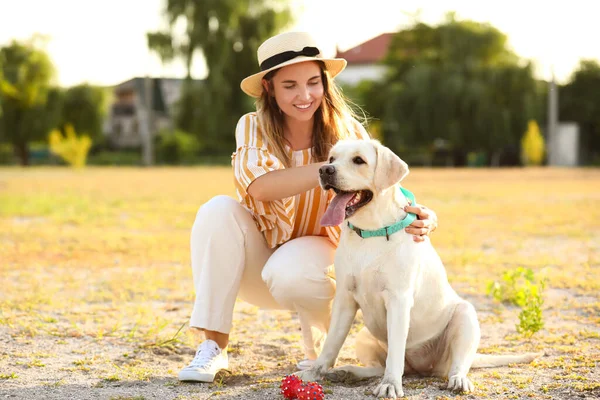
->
<box><xmin>178</xmin><ymin>339</ymin><xmax>228</xmax><ymax>382</ymax></box>
<box><xmin>296</xmin><ymin>359</ymin><xmax>316</xmax><ymax>370</ymax></box>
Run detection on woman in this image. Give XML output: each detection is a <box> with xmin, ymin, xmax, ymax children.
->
<box><xmin>178</xmin><ymin>31</ymin><xmax>438</xmax><ymax>382</ymax></box>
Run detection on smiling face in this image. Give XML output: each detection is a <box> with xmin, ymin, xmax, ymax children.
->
<box><xmin>319</xmin><ymin>139</ymin><xmax>409</xmax><ymax>226</ymax></box>
<box><xmin>268</xmin><ymin>61</ymin><xmax>324</xmax><ymax>122</ymax></box>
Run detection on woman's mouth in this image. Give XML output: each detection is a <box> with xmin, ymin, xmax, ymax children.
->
<box><xmin>294</xmin><ymin>102</ymin><xmax>312</xmax><ymax>111</ymax></box>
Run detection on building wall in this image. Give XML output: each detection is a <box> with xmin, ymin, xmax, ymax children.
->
<box><xmin>160</xmin><ymin>80</ymin><xmax>183</xmax><ymax>110</ymax></box>
<box><xmin>118</xmin><ymin>91</ymin><xmax>135</xmax><ymax>104</ymax></box>
<box><xmin>335</xmin><ymin>64</ymin><xmax>387</xmax><ymax>86</ymax></box>
<box><xmin>549</xmin><ymin>122</ymin><xmax>580</xmax><ymax>166</ymax></box>
<box><xmin>111</xmin><ymin>115</ymin><xmax>139</xmax><ymax>148</ymax></box>
<box><xmin>104</xmin><ymin>79</ymin><xmax>177</xmax><ymax>149</ymax></box>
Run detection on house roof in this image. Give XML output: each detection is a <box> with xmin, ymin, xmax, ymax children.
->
<box><xmin>113</xmin><ymin>77</ymin><xmax>201</xmax><ymax>94</ymax></box>
<box><xmin>335</xmin><ymin>33</ymin><xmax>395</xmax><ymax>65</ymax></box>
<box><xmin>112</xmin><ymin>77</ymin><xmax>204</xmax><ymax>114</ymax></box>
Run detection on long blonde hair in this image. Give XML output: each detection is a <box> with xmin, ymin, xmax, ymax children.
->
<box><xmin>256</xmin><ymin>61</ymin><xmax>365</xmax><ymax>167</ymax></box>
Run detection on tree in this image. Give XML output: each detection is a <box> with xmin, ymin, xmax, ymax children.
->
<box><xmin>352</xmin><ymin>14</ymin><xmax>544</xmax><ymax>166</ymax></box>
<box><xmin>0</xmin><ymin>56</ymin><xmax>4</xmax><ymax>119</ymax></box>
<box><xmin>60</xmin><ymin>84</ymin><xmax>107</xmax><ymax>141</ymax></box>
<box><xmin>0</xmin><ymin>37</ymin><xmax>58</xmax><ymax>165</ymax></box>
<box><xmin>560</xmin><ymin>59</ymin><xmax>600</xmax><ymax>164</ymax></box>
<box><xmin>148</xmin><ymin>0</ymin><xmax>293</xmax><ymax>154</ymax></box>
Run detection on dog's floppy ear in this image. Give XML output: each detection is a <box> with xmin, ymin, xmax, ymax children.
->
<box><xmin>374</xmin><ymin>141</ymin><xmax>409</xmax><ymax>192</ymax></box>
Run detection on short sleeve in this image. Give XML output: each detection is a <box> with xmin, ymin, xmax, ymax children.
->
<box><xmin>232</xmin><ymin>113</ymin><xmax>284</xmax><ymax>199</ymax></box>
<box><xmin>230</xmin><ymin>113</ymin><xmax>295</xmax><ymax>248</ymax></box>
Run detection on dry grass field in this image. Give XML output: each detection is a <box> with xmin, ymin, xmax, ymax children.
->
<box><xmin>1</xmin><ymin>166</ymin><xmax>599</xmax><ymax>400</ymax></box>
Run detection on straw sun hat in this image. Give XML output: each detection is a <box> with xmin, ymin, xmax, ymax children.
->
<box><xmin>240</xmin><ymin>31</ymin><xmax>347</xmax><ymax>98</ymax></box>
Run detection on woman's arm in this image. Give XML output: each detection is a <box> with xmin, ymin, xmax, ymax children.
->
<box><xmin>247</xmin><ymin>161</ymin><xmax>326</xmax><ymax>202</ymax></box>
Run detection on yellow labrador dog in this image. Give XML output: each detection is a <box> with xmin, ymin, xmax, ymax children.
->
<box><xmin>296</xmin><ymin>139</ymin><xmax>542</xmax><ymax>398</ymax></box>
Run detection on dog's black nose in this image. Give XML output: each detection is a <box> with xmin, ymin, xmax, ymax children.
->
<box><xmin>319</xmin><ymin>165</ymin><xmax>335</xmax><ymax>176</ymax></box>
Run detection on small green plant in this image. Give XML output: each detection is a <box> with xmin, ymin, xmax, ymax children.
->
<box><xmin>27</xmin><ymin>358</ymin><xmax>46</xmax><ymax>368</ymax></box>
<box><xmin>487</xmin><ymin>267</ymin><xmax>545</xmax><ymax>336</ymax></box>
<box><xmin>516</xmin><ymin>279</ymin><xmax>545</xmax><ymax>337</ymax></box>
<box><xmin>103</xmin><ymin>374</ymin><xmax>120</xmax><ymax>382</ymax></box>
<box><xmin>487</xmin><ymin>266</ymin><xmax>535</xmax><ymax>307</ymax></box>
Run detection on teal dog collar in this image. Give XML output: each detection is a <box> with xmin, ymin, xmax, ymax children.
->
<box><xmin>347</xmin><ymin>187</ymin><xmax>417</xmax><ymax>241</ymax></box>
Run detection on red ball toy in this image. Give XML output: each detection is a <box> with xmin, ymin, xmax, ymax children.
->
<box><xmin>297</xmin><ymin>381</ymin><xmax>325</xmax><ymax>400</ymax></box>
<box><xmin>280</xmin><ymin>375</ymin><xmax>303</xmax><ymax>399</ymax></box>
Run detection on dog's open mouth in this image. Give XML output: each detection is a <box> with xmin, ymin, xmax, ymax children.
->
<box><xmin>321</xmin><ymin>186</ymin><xmax>373</xmax><ymax>226</ymax></box>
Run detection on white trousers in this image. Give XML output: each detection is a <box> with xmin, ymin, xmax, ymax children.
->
<box><xmin>189</xmin><ymin>195</ymin><xmax>337</xmax><ymax>359</ymax></box>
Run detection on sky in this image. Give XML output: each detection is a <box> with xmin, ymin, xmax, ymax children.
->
<box><xmin>0</xmin><ymin>0</ymin><xmax>598</xmax><ymax>87</ymax></box>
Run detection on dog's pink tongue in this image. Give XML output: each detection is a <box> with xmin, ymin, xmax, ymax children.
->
<box><xmin>321</xmin><ymin>192</ymin><xmax>355</xmax><ymax>226</ymax></box>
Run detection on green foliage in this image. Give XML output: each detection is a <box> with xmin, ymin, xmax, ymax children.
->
<box><xmin>148</xmin><ymin>0</ymin><xmax>294</xmax><ymax>154</ymax></box>
<box><xmin>560</xmin><ymin>59</ymin><xmax>600</xmax><ymax>165</ymax></box>
<box><xmin>0</xmin><ymin>143</ymin><xmax>13</xmax><ymax>164</ymax></box>
<box><xmin>350</xmin><ymin>14</ymin><xmax>544</xmax><ymax>164</ymax></box>
<box><xmin>487</xmin><ymin>267</ymin><xmax>546</xmax><ymax>337</ymax></box>
<box><xmin>60</xmin><ymin>84</ymin><xmax>107</xmax><ymax>140</ymax></box>
<box><xmin>466</xmin><ymin>151</ymin><xmax>488</xmax><ymax>167</ymax></box>
<box><xmin>521</xmin><ymin>120</ymin><xmax>545</xmax><ymax>166</ymax></box>
<box><xmin>516</xmin><ymin>280</ymin><xmax>545</xmax><ymax>337</ymax></box>
<box><xmin>155</xmin><ymin>128</ymin><xmax>201</xmax><ymax>165</ymax></box>
<box><xmin>0</xmin><ymin>56</ymin><xmax>4</xmax><ymax>119</ymax></box>
<box><xmin>0</xmin><ymin>36</ymin><xmax>57</xmax><ymax>165</ymax></box>
<box><xmin>87</xmin><ymin>151</ymin><xmax>141</xmax><ymax>166</ymax></box>
<box><xmin>0</xmin><ymin>38</ymin><xmax>108</xmax><ymax>166</ymax></box>
<box><xmin>487</xmin><ymin>266</ymin><xmax>535</xmax><ymax>306</ymax></box>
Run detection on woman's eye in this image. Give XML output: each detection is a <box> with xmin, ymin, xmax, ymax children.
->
<box><xmin>309</xmin><ymin>80</ymin><xmax>320</xmax><ymax>85</ymax></box>
<box><xmin>353</xmin><ymin>157</ymin><xmax>366</xmax><ymax>165</ymax></box>
<box><xmin>284</xmin><ymin>85</ymin><xmax>294</xmax><ymax>89</ymax></box>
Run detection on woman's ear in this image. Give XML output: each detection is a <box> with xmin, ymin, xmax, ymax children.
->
<box><xmin>261</xmin><ymin>79</ymin><xmax>269</xmax><ymax>94</ymax></box>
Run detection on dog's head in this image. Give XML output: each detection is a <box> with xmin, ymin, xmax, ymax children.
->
<box><xmin>319</xmin><ymin>139</ymin><xmax>409</xmax><ymax>226</ymax></box>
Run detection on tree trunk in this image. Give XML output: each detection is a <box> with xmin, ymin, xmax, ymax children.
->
<box><xmin>15</xmin><ymin>143</ymin><xmax>30</xmax><ymax>166</ymax></box>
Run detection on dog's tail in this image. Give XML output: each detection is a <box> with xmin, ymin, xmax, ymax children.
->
<box><xmin>471</xmin><ymin>352</ymin><xmax>543</xmax><ymax>369</ymax></box>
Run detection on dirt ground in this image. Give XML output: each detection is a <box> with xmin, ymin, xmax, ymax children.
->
<box><xmin>1</xmin><ymin>288</ymin><xmax>599</xmax><ymax>400</ymax></box>
<box><xmin>1</xmin><ymin>167</ymin><xmax>599</xmax><ymax>399</ymax></box>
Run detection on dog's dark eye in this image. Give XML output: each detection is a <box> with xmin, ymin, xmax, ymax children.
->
<box><xmin>353</xmin><ymin>156</ymin><xmax>366</xmax><ymax>165</ymax></box>
<box><xmin>329</xmin><ymin>157</ymin><xmax>335</xmax><ymax>163</ymax></box>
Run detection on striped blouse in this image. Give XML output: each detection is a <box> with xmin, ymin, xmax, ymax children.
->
<box><xmin>231</xmin><ymin>112</ymin><xmax>370</xmax><ymax>248</ymax></box>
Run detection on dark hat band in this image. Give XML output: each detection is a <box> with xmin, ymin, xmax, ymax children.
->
<box><xmin>259</xmin><ymin>46</ymin><xmax>320</xmax><ymax>71</ymax></box>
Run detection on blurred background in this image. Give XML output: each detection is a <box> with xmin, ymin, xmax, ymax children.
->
<box><xmin>0</xmin><ymin>0</ymin><xmax>598</xmax><ymax>168</ymax></box>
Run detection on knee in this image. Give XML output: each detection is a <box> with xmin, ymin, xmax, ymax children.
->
<box><xmin>261</xmin><ymin>237</ymin><xmax>336</xmax><ymax>309</ymax></box>
<box><xmin>193</xmin><ymin>195</ymin><xmax>240</xmax><ymax>229</ymax></box>
<box><xmin>262</xmin><ymin>266</ymin><xmax>303</xmax><ymax>305</ymax></box>
<box><xmin>262</xmin><ymin>261</ymin><xmax>335</xmax><ymax>310</ymax></box>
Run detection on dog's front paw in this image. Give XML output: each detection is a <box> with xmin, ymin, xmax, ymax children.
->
<box><xmin>447</xmin><ymin>374</ymin><xmax>474</xmax><ymax>393</ymax></box>
<box><xmin>295</xmin><ymin>366</ymin><xmax>325</xmax><ymax>383</ymax></box>
<box><xmin>373</xmin><ymin>376</ymin><xmax>403</xmax><ymax>399</ymax></box>
<box><xmin>323</xmin><ymin>366</ymin><xmax>359</xmax><ymax>384</ymax></box>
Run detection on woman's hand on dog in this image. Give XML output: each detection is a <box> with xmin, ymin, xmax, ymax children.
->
<box><xmin>404</xmin><ymin>205</ymin><xmax>438</xmax><ymax>242</ymax></box>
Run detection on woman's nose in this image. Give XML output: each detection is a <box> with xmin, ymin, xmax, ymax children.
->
<box><xmin>298</xmin><ymin>86</ymin><xmax>311</xmax><ymax>101</ymax></box>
